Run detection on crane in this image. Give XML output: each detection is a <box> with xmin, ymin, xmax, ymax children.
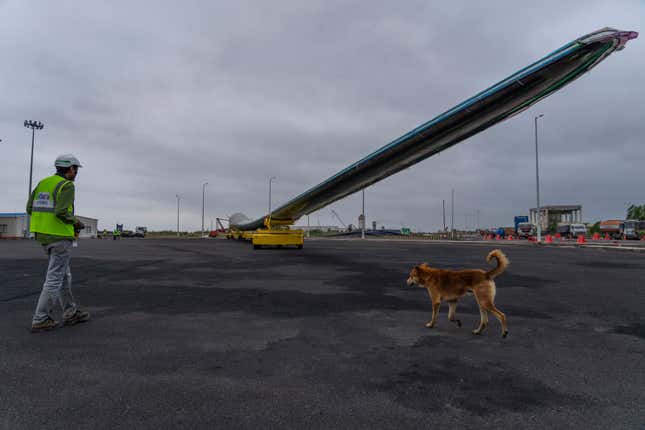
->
<box><xmin>330</xmin><ymin>210</ymin><xmax>347</xmax><ymax>229</ymax></box>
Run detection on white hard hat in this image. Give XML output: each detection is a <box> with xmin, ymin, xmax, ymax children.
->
<box><xmin>54</xmin><ymin>154</ymin><xmax>83</xmax><ymax>168</ymax></box>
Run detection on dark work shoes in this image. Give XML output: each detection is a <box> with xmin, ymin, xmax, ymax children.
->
<box><xmin>63</xmin><ymin>309</ymin><xmax>91</xmax><ymax>326</ymax></box>
<box><xmin>31</xmin><ymin>317</ymin><xmax>58</xmax><ymax>333</ymax></box>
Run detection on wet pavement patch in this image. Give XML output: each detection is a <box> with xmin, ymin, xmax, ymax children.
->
<box><xmin>377</xmin><ymin>356</ymin><xmax>579</xmax><ymax>416</ymax></box>
<box><xmin>613</xmin><ymin>323</ymin><xmax>645</xmax><ymax>340</ymax></box>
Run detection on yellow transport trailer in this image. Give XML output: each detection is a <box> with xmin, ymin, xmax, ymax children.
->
<box><xmin>228</xmin><ymin>218</ymin><xmax>304</xmax><ymax>249</ymax></box>
<box><xmin>252</xmin><ymin>219</ymin><xmax>303</xmax><ymax>249</ymax></box>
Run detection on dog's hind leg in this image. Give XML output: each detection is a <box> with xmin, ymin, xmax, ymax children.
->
<box><xmin>425</xmin><ymin>290</ymin><xmax>441</xmax><ymax>328</ymax></box>
<box><xmin>472</xmin><ymin>295</ymin><xmax>489</xmax><ymax>335</ymax></box>
<box><xmin>447</xmin><ymin>300</ymin><xmax>462</xmax><ymax>327</ymax></box>
<box><xmin>484</xmin><ymin>303</ymin><xmax>508</xmax><ymax>338</ymax></box>
<box><xmin>472</xmin><ymin>307</ymin><xmax>489</xmax><ymax>335</ymax></box>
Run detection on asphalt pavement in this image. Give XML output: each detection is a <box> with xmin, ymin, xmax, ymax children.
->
<box><xmin>1</xmin><ymin>238</ymin><xmax>644</xmax><ymax>429</ymax></box>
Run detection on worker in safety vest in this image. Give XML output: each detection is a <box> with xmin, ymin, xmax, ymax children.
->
<box><xmin>113</xmin><ymin>228</ymin><xmax>121</xmax><ymax>240</ymax></box>
<box><xmin>26</xmin><ymin>154</ymin><xmax>90</xmax><ymax>332</ymax></box>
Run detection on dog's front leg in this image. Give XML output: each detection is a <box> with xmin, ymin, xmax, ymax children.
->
<box><xmin>447</xmin><ymin>300</ymin><xmax>462</xmax><ymax>327</ymax></box>
<box><xmin>425</xmin><ymin>290</ymin><xmax>440</xmax><ymax>328</ymax></box>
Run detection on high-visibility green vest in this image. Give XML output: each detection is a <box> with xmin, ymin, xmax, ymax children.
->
<box><xmin>30</xmin><ymin>175</ymin><xmax>75</xmax><ymax>238</ymax></box>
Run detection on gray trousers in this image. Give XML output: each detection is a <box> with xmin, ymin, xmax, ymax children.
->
<box><xmin>32</xmin><ymin>240</ymin><xmax>78</xmax><ymax>324</ymax></box>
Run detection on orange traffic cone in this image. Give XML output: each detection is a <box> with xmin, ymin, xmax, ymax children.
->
<box><xmin>507</xmin><ymin>235</ymin><xmax>513</xmax><ymax>241</ymax></box>
<box><xmin>592</xmin><ymin>233</ymin><xmax>600</xmax><ymax>240</ymax></box>
<box><xmin>604</xmin><ymin>233</ymin><xmax>610</xmax><ymax>240</ymax></box>
<box><xmin>555</xmin><ymin>233</ymin><xmax>561</xmax><ymax>239</ymax></box>
<box><xmin>576</xmin><ymin>235</ymin><xmax>586</xmax><ymax>244</ymax></box>
<box><xmin>496</xmin><ymin>234</ymin><xmax>501</xmax><ymax>240</ymax></box>
<box><xmin>545</xmin><ymin>235</ymin><xmax>553</xmax><ymax>243</ymax></box>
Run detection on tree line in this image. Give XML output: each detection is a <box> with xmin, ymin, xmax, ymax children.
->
<box><xmin>626</xmin><ymin>204</ymin><xmax>645</xmax><ymax>220</ymax></box>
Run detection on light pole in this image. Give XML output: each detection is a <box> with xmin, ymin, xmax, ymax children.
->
<box><xmin>306</xmin><ymin>214</ymin><xmax>310</xmax><ymax>238</ymax></box>
<box><xmin>442</xmin><ymin>199</ymin><xmax>446</xmax><ymax>231</ymax></box>
<box><xmin>451</xmin><ymin>189</ymin><xmax>455</xmax><ymax>239</ymax></box>
<box><xmin>24</xmin><ymin>120</ymin><xmax>44</xmax><ymax>200</ymax></box>
<box><xmin>534</xmin><ymin>114</ymin><xmax>544</xmax><ymax>242</ymax></box>
<box><xmin>201</xmin><ymin>182</ymin><xmax>208</xmax><ymax>239</ymax></box>
<box><xmin>268</xmin><ymin>176</ymin><xmax>276</xmax><ymax>227</ymax></box>
<box><xmin>24</xmin><ymin>120</ymin><xmax>44</xmax><ymax>238</ymax></box>
<box><xmin>176</xmin><ymin>194</ymin><xmax>180</xmax><ymax>238</ymax></box>
<box><xmin>361</xmin><ymin>189</ymin><xmax>365</xmax><ymax>239</ymax></box>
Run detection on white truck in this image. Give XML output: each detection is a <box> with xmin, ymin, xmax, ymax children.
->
<box><xmin>556</xmin><ymin>223</ymin><xmax>587</xmax><ymax>239</ymax></box>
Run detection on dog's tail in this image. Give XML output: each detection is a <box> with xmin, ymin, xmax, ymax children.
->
<box><xmin>486</xmin><ymin>249</ymin><xmax>509</xmax><ymax>279</ymax></box>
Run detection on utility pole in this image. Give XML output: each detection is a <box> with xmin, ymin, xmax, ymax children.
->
<box><xmin>442</xmin><ymin>199</ymin><xmax>446</xmax><ymax>231</ymax></box>
<box><xmin>361</xmin><ymin>189</ymin><xmax>365</xmax><ymax>239</ymax></box>
<box><xmin>534</xmin><ymin>114</ymin><xmax>544</xmax><ymax>242</ymax></box>
<box><xmin>451</xmin><ymin>189</ymin><xmax>455</xmax><ymax>239</ymax></box>
<box><xmin>202</xmin><ymin>182</ymin><xmax>208</xmax><ymax>239</ymax></box>
<box><xmin>306</xmin><ymin>214</ymin><xmax>310</xmax><ymax>238</ymax></box>
<box><xmin>268</xmin><ymin>176</ymin><xmax>276</xmax><ymax>227</ymax></box>
<box><xmin>476</xmin><ymin>209</ymin><xmax>480</xmax><ymax>231</ymax></box>
<box><xmin>176</xmin><ymin>194</ymin><xmax>180</xmax><ymax>238</ymax></box>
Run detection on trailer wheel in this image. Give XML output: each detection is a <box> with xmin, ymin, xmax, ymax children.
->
<box><xmin>253</xmin><ymin>244</ymin><xmax>261</xmax><ymax>249</ymax></box>
<box><xmin>297</xmin><ymin>245</ymin><xmax>303</xmax><ymax>249</ymax></box>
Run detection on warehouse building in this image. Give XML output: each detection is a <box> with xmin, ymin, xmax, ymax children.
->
<box><xmin>0</xmin><ymin>213</ymin><xmax>98</xmax><ymax>239</ymax></box>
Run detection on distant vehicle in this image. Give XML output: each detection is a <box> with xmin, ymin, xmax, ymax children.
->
<box><xmin>208</xmin><ymin>230</ymin><xmax>218</xmax><ymax>238</ymax></box>
<box><xmin>622</xmin><ymin>220</ymin><xmax>645</xmax><ymax>240</ymax></box>
<box><xmin>121</xmin><ymin>230</ymin><xmax>134</xmax><ymax>238</ymax></box>
<box><xmin>516</xmin><ymin>222</ymin><xmax>536</xmax><ymax>238</ymax></box>
<box><xmin>134</xmin><ymin>226</ymin><xmax>147</xmax><ymax>238</ymax></box>
<box><xmin>599</xmin><ymin>220</ymin><xmax>623</xmax><ymax>239</ymax></box>
<box><xmin>490</xmin><ymin>227</ymin><xmax>506</xmax><ymax>238</ymax></box>
<box><xmin>514</xmin><ymin>216</ymin><xmax>529</xmax><ymax>234</ymax></box>
<box><xmin>557</xmin><ymin>223</ymin><xmax>587</xmax><ymax>239</ymax></box>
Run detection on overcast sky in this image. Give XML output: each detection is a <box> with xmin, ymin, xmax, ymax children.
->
<box><xmin>1</xmin><ymin>0</ymin><xmax>642</xmax><ymax>231</ymax></box>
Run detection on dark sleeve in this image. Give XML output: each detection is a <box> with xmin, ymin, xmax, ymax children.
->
<box><xmin>26</xmin><ymin>189</ymin><xmax>36</xmax><ymax>215</ymax></box>
<box><xmin>55</xmin><ymin>182</ymin><xmax>77</xmax><ymax>224</ymax></box>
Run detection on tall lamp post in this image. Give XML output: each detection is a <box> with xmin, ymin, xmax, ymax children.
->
<box><xmin>24</xmin><ymin>120</ymin><xmax>44</xmax><ymax>238</ymax></box>
<box><xmin>176</xmin><ymin>194</ymin><xmax>180</xmax><ymax>238</ymax></box>
<box><xmin>268</xmin><ymin>176</ymin><xmax>276</xmax><ymax>227</ymax></box>
<box><xmin>361</xmin><ymin>189</ymin><xmax>365</xmax><ymax>239</ymax></box>
<box><xmin>201</xmin><ymin>182</ymin><xmax>208</xmax><ymax>239</ymax></box>
<box><xmin>534</xmin><ymin>114</ymin><xmax>544</xmax><ymax>242</ymax></box>
<box><xmin>450</xmin><ymin>188</ymin><xmax>455</xmax><ymax>240</ymax></box>
<box><xmin>24</xmin><ymin>120</ymin><xmax>44</xmax><ymax>199</ymax></box>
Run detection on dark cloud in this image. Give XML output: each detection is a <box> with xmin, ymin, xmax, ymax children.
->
<box><xmin>1</xmin><ymin>0</ymin><xmax>642</xmax><ymax>231</ymax></box>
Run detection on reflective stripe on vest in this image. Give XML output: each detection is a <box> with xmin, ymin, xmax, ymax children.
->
<box><xmin>30</xmin><ymin>175</ymin><xmax>75</xmax><ymax>237</ymax></box>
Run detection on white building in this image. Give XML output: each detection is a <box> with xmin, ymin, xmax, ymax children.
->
<box><xmin>0</xmin><ymin>213</ymin><xmax>29</xmax><ymax>239</ymax></box>
<box><xmin>76</xmin><ymin>216</ymin><xmax>99</xmax><ymax>238</ymax></box>
<box><xmin>0</xmin><ymin>213</ymin><xmax>98</xmax><ymax>239</ymax></box>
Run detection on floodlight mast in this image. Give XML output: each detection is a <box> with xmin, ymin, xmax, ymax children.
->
<box><xmin>24</xmin><ymin>120</ymin><xmax>44</xmax><ymax>238</ymax></box>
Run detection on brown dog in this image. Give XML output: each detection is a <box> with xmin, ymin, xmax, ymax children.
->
<box><xmin>406</xmin><ymin>249</ymin><xmax>509</xmax><ymax>338</ymax></box>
